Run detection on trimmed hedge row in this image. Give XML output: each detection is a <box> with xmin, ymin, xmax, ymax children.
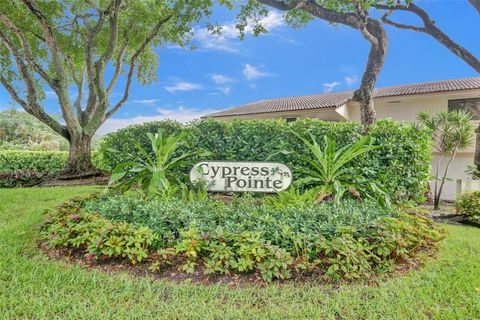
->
<box><xmin>0</xmin><ymin>150</ymin><xmax>103</xmax><ymax>173</ymax></box>
<box><xmin>99</xmin><ymin>118</ymin><xmax>432</xmax><ymax>202</ymax></box>
<box><xmin>0</xmin><ymin>150</ymin><xmax>67</xmax><ymax>173</ymax></box>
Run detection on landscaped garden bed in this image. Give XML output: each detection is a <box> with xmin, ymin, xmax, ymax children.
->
<box><xmin>36</xmin><ymin>118</ymin><xmax>445</xmax><ymax>284</ymax></box>
<box><xmin>40</xmin><ymin>192</ymin><xmax>443</xmax><ymax>284</ymax></box>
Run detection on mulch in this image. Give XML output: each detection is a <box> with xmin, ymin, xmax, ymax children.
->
<box><xmin>40</xmin><ymin>173</ymin><xmax>110</xmax><ymax>187</ymax></box>
<box><xmin>37</xmin><ymin>240</ymin><xmax>437</xmax><ymax>288</ymax></box>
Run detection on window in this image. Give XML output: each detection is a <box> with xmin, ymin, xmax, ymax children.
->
<box><xmin>448</xmin><ymin>98</ymin><xmax>480</xmax><ymax>120</ymax></box>
<box><xmin>285</xmin><ymin>117</ymin><xmax>297</xmax><ymax>123</ymax></box>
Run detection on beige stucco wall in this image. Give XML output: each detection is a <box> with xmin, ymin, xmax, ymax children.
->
<box><xmin>213</xmin><ymin>106</ymin><xmax>347</xmax><ymax>122</ymax></box>
<box><xmin>213</xmin><ymin>89</ymin><xmax>480</xmax><ymax>200</ymax></box>
<box><xmin>346</xmin><ymin>90</ymin><xmax>480</xmax><ymax>200</ymax></box>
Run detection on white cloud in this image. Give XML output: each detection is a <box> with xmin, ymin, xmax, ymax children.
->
<box><xmin>193</xmin><ymin>11</ymin><xmax>285</xmax><ymax>52</ymax></box>
<box><xmin>344</xmin><ymin>75</ymin><xmax>358</xmax><ymax>87</ymax></box>
<box><xmin>211</xmin><ymin>74</ymin><xmax>234</xmax><ymax>85</ymax></box>
<box><xmin>243</xmin><ymin>64</ymin><xmax>270</xmax><ymax>80</ymax></box>
<box><xmin>323</xmin><ymin>81</ymin><xmax>340</xmax><ymax>93</ymax></box>
<box><xmin>164</xmin><ymin>82</ymin><xmax>202</xmax><ymax>93</ymax></box>
<box><xmin>132</xmin><ymin>99</ymin><xmax>160</xmax><ymax>105</ymax></box>
<box><xmin>217</xmin><ymin>87</ymin><xmax>231</xmax><ymax>95</ymax></box>
<box><xmin>98</xmin><ymin>106</ymin><xmax>223</xmax><ymax>135</ymax></box>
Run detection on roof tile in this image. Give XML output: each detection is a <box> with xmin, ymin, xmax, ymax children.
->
<box><xmin>206</xmin><ymin>77</ymin><xmax>480</xmax><ymax>118</ymax></box>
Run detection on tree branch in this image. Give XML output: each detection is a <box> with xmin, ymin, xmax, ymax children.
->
<box><xmin>67</xmin><ymin>56</ymin><xmax>86</xmax><ymax>119</ymax></box>
<box><xmin>89</xmin><ymin>0</ymin><xmax>122</xmax><ymax>129</ymax></box>
<box><xmin>0</xmin><ymin>31</ymin><xmax>68</xmax><ymax>138</ymax></box>
<box><xmin>22</xmin><ymin>0</ymin><xmax>81</xmax><ymax>134</ymax></box>
<box><xmin>375</xmin><ymin>2</ymin><xmax>480</xmax><ymax>73</ymax></box>
<box><xmin>0</xmin><ymin>13</ymin><xmax>56</xmax><ymax>88</ymax></box>
<box><xmin>352</xmin><ymin>0</ymin><xmax>378</xmax><ymax>46</ymax></box>
<box><xmin>468</xmin><ymin>0</ymin><xmax>480</xmax><ymax>15</ymax></box>
<box><xmin>105</xmin><ymin>15</ymin><xmax>172</xmax><ymax>120</ymax></box>
<box><xmin>97</xmin><ymin>0</ymin><xmax>121</xmax><ymax>68</ymax></box>
<box><xmin>82</xmin><ymin>5</ymin><xmax>109</xmax><ymax>123</ymax></box>
<box><xmin>107</xmin><ymin>40</ymin><xmax>128</xmax><ymax>96</ymax></box>
<box><xmin>381</xmin><ymin>11</ymin><xmax>425</xmax><ymax>32</ymax></box>
<box><xmin>255</xmin><ymin>0</ymin><xmax>301</xmax><ymax>11</ymax></box>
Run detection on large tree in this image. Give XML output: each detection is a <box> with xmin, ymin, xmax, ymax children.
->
<box><xmin>241</xmin><ymin>0</ymin><xmax>389</xmax><ymax>126</ymax></box>
<box><xmin>0</xmin><ymin>0</ymin><xmax>214</xmax><ymax>177</ymax></box>
<box><xmin>245</xmin><ymin>0</ymin><xmax>480</xmax><ymax>170</ymax></box>
<box><xmin>372</xmin><ymin>1</ymin><xmax>480</xmax><ymax>171</ymax></box>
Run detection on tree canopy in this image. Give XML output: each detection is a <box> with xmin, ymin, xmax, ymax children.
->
<box><xmin>0</xmin><ymin>0</ymin><xmax>221</xmax><ymax>175</ymax></box>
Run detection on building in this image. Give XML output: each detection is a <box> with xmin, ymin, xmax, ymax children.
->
<box><xmin>205</xmin><ymin>77</ymin><xmax>480</xmax><ymax>200</ymax></box>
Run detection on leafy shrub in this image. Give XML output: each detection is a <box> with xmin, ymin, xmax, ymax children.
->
<box><xmin>41</xmin><ymin>198</ymin><xmax>156</xmax><ymax>264</ymax></box>
<box><xmin>264</xmin><ymin>187</ymin><xmax>317</xmax><ymax>209</ymax></box>
<box><xmin>0</xmin><ymin>109</ymin><xmax>68</xmax><ymax>151</ymax></box>
<box><xmin>44</xmin><ymin>195</ymin><xmax>443</xmax><ymax>282</ymax></box>
<box><xmin>0</xmin><ymin>150</ymin><xmax>104</xmax><ymax>173</ymax></box>
<box><xmin>466</xmin><ymin>165</ymin><xmax>480</xmax><ymax>180</ymax></box>
<box><xmin>293</xmin><ymin>133</ymin><xmax>390</xmax><ymax>206</ymax></box>
<box><xmin>0</xmin><ymin>170</ymin><xmax>48</xmax><ymax>188</ymax></box>
<box><xmin>456</xmin><ymin>191</ymin><xmax>480</xmax><ymax>223</ymax></box>
<box><xmin>109</xmin><ymin>129</ymin><xmax>209</xmax><ymax>198</ymax></box>
<box><xmin>99</xmin><ymin>118</ymin><xmax>431</xmax><ymax>202</ymax></box>
<box><xmin>98</xmin><ymin>120</ymin><xmax>184</xmax><ymax>171</ymax></box>
<box><xmin>0</xmin><ymin>150</ymin><xmax>67</xmax><ymax>172</ymax></box>
<box><xmin>83</xmin><ymin>194</ymin><xmax>398</xmax><ymax>248</ymax></box>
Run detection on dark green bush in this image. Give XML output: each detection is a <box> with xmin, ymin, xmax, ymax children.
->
<box><xmin>42</xmin><ymin>195</ymin><xmax>443</xmax><ymax>282</ymax></box>
<box><xmin>83</xmin><ymin>194</ymin><xmax>398</xmax><ymax>248</ymax></box>
<box><xmin>0</xmin><ymin>150</ymin><xmax>67</xmax><ymax>172</ymax></box>
<box><xmin>0</xmin><ymin>150</ymin><xmax>103</xmax><ymax>173</ymax></box>
<box><xmin>456</xmin><ymin>191</ymin><xmax>480</xmax><ymax>223</ymax></box>
<box><xmin>99</xmin><ymin>118</ymin><xmax>431</xmax><ymax>202</ymax></box>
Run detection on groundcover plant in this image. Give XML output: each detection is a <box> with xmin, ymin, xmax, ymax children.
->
<box><xmin>41</xmin><ymin>193</ymin><xmax>443</xmax><ymax>282</ymax></box>
<box><xmin>39</xmin><ymin>131</ymin><xmax>444</xmax><ymax>282</ymax></box>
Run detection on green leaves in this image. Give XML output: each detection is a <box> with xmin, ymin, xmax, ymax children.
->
<box><xmin>109</xmin><ymin>129</ymin><xmax>210</xmax><ymax>198</ymax></box>
<box><xmin>457</xmin><ymin>191</ymin><xmax>480</xmax><ymax>223</ymax></box>
<box><xmin>41</xmin><ymin>198</ymin><xmax>157</xmax><ymax>264</ymax></box>
<box><xmin>293</xmin><ymin>133</ymin><xmax>390</xmax><ymax>206</ymax></box>
<box><xmin>45</xmin><ymin>195</ymin><xmax>443</xmax><ymax>282</ymax></box>
<box><xmin>100</xmin><ymin>118</ymin><xmax>432</xmax><ymax>202</ymax></box>
<box><xmin>417</xmin><ymin>110</ymin><xmax>474</xmax><ymax>153</ymax></box>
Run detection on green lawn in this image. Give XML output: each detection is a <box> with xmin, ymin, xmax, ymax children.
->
<box><xmin>1</xmin><ymin>187</ymin><xmax>479</xmax><ymax>319</ymax></box>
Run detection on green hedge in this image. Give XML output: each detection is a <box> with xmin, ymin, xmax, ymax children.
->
<box><xmin>456</xmin><ymin>191</ymin><xmax>480</xmax><ymax>223</ymax></box>
<box><xmin>0</xmin><ymin>150</ymin><xmax>67</xmax><ymax>173</ymax></box>
<box><xmin>99</xmin><ymin>118</ymin><xmax>432</xmax><ymax>202</ymax></box>
<box><xmin>0</xmin><ymin>150</ymin><xmax>104</xmax><ymax>173</ymax></box>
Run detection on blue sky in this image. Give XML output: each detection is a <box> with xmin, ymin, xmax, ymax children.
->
<box><xmin>1</xmin><ymin>0</ymin><xmax>479</xmax><ymax>134</ymax></box>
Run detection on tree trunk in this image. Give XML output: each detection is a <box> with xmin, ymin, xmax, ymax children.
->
<box><xmin>352</xmin><ymin>20</ymin><xmax>387</xmax><ymax>128</ymax></box>
<box><xmin>354</xmin><ymin>91</ymin><xmax>377</xmax><ymax>127</ymax></box>
<box><xmin>63</xmin><ymin>134</ymin><xmax>98</xmax><ymax>178</ymax></box>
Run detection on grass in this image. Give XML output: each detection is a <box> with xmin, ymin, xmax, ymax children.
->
<box><xmin>0</xmin><ymin>187</ymin><xmax>479</xmax><ymax>319</ymax></box>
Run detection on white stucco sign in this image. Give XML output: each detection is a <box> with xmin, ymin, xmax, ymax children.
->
<box><xmin>190</xmin><ymin>161</ymin><xmax>292</xmax><ymax>193</ymax></box>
